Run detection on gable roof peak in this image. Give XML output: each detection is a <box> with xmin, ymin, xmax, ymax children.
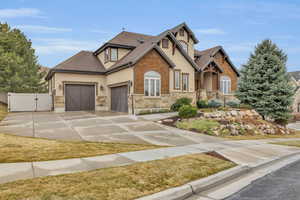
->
<box><xmin>169</xmin><ymin>22</ymin><xmax>199</xmax><ymax>44</ymax></box>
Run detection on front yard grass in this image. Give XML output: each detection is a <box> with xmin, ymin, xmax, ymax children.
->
<box><xmin>0</xmin><ymin>103</ymin><xmax>7</xmax><ymax>121</ymax></box>
<box><xmin>0</xmin><ymin>153</ymin><xmax>235</xmax><ymax>200</ymax></box>
<box><xmin>0</xmin><ymin>133</ymin><xmax>161</xmax><ymax>163</ymax></box>
<box><xmin>271</xmin><ymin>140</ymin><xmax>300</xmax><ymax>148</ymax></box>
<box><xmin>176</xmin><ymin>119</ymin><xmax>220</xmax><ymax>135</ymax></box>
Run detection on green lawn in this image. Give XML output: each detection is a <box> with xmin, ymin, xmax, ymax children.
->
<box><xmin>176</xmin><ymin>119</ymin><xmax>220</xmax><ymax>135</ymax></box>
<box><xmin>0</xmin><ymin>133</ymin><xmax>162</xmax><ymax>163</ymax></box>
<box><xmin>0</xmin><ymin>153</ymin><xmax>235</xmax><ymax>200</ymax></box>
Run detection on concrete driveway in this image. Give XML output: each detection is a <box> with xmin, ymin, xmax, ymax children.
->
<box><xmin>0</xmin><ymin>111</ymin><xmax>223</xmax><ymax>146</ymax></box>
<box><xmin>288</xmin><ymin>121</ymin><xmax>300</xmax><ymax>131</ymax></box>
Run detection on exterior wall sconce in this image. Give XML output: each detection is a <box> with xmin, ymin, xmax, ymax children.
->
<box><xmin>100</xmin><ymin>85</ymin><xmax>104</xmax><ymax>91</ymax></box>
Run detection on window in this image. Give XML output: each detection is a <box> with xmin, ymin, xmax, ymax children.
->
<box><xmin>179</xmin><ymin>41</ymin><xmax>188</xmax><ymax>53</ymax></box>
<box><xmin>162</xmin><ymin>39</ymin><xmax>169</xmax><ymax>49</ymax></box>
<box><xmin>144</xmin><ymin>71</ymin><xmax>161</xmax><ymax>97</ymax></box>
<box><xmin>104</xmin><ymin>48</ymin><xmax>109</xmax><ymax>62</ymax></box>
<box><xmin>182</xmin><ymin>73</ymin><xmax>189</xmax><ymax>91</ymax></box>
<box><xmin>110</xmin><ymin>48</ymin><xmax>118</xmax><ymax>61</ymax></box>
<box><xmin>220</xmin><ymin>76</ymin><xmax>231</xmax><ymax>94</ymax></box>
<box><xmin>179</xmin><ymin>28</ymin><xmax>184</xmax><ymax>36</ymax></box>
<box><xmin>174</xmin><ymin>70</ymin><xmax>181</xmax><ymax>89</ymax></box>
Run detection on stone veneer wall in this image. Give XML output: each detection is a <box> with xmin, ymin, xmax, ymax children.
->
<box><xmin>133</xmin><ymin>92</ymin><xmax>196</xmax><ymax>114</ymax></box>
<box><xmin>293</xmin><ymin>88</ymin><xmax>300</xmax><ymax>113</ymax></box>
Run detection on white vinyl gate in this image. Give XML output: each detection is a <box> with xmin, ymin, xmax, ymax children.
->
<box><xmin>8</xmin><ymin>93</ymin><xmax>52</xmax><ymax>112</ymax></box>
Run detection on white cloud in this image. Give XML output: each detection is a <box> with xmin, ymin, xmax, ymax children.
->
<box><xmin>0</xmin><ymin>8</ymin><xmax>41</xmax><ymax>18</ymax></box>
<box><xmin>33</xmin><ymin>38</ymin><xmax>102</xmax><ymax>55</ymax></box>
<box><xmin>15</xmin><ymin>25</ymin><xmax>72</xmax><ymax>33</ymax></box>
<box><xmin>195</xmin><ymin>28</ymin><xmax>225</xmax><ymax>35</ymax></box>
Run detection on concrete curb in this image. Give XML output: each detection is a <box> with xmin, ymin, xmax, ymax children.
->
<box><xmin>136</xmin><ymin>166</ymin><xmax>250</xmax><ymax>200</ymax></box>
<box><xmin>136</xmin><ymin>152</ymin><xmax>300</xmax><ymax>200</ymax></box>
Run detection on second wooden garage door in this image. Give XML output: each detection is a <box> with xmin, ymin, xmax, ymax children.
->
<box><xmin>111</xmin><ymin>85</ymin><xmax>128</xmax><ymax>113</ymax></box>
<box><xmin>65</xmin><ymin>84</ymin><xmax>95</xmax><ymax>111</ymax></box>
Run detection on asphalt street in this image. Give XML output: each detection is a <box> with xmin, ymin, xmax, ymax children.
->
<box><xmin>226</xmin><ymin>160</ymin><xmax>300</xmax><ymax>200</ymax></box>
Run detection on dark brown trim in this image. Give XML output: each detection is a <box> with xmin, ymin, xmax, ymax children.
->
<box><xmin>173</xmin><ymin>69</ymin><xmax>181</xmax><ymax>90</ymax></box>
<box><xmin>179</xmin><ymin>28</ymin><xmax>184</xmax><ymax>36</ymax></box>
<box><xmin>94</xmin><ymin>43</ymin><xmax>135</xmax><ymax>56</ymax></box>
<box><xmin>182</xmin><ymin>73</ymin><xmax>189</xmax><ymax>92</ymax></box>
<box><xmin>162</xmin><ymin>39</ymin><xmax>169</xmax><ymax>49</ymax></box>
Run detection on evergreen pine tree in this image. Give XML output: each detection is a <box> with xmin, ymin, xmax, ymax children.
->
<box><xmin>236</xmin><ymin>40</ymin><xmax>294</xmax><ymax>124</ymax></box>
<box><xmin>0</xmin><ymin>22</ymin><xmax>47</xmax><ymax>93</ymax></box>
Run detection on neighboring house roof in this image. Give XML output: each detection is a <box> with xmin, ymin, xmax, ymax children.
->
<box><xmin>195</xmin><ymin>46</ymin><xmax>240</xmax><ymax>76</ymax></box>
<box><xmin>46</xmin><ymin>51</ymin><xmax>105</xmax><ymax>80</ymax></box>
<box><xmin>39</xmin><ymin>66</ymin><xmax>49</xmax><ymax>73</ymax></box>
<box><xmin>289</xmin><ymin>71</ymin><xmax>300</xmax><ymax>81</ymax></box>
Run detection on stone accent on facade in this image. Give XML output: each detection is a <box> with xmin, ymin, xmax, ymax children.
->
<box><xmin>292</xmin><ymin>88</ymin><xmax>300</xmax><ymax>113</ymax></box>
<box><xmin>96</xmin><ymin>96</ymin><xmax>108</xmax><ymax>111</ymax></box>
<box><xmin>133</xmin><ymin>92</ymin><xmax>196</xmax><ymax>114</ymax></box>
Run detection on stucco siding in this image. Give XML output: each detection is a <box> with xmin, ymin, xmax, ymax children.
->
<box><xmin>97</xmin><ymin>48</ymin><xmax>131</xmax><ymax>69</ymax></box>
<box><xmin>175</xmin><ymin>29</ymin><xmax>195</xmax><ymax>58</ymax></box>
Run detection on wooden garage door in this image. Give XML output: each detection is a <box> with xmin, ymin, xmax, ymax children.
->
<box><xmin>65</xmin><ymin>84</ymin><xmax>95</xmax><ymax>111</ymax></box>
<box><xmin>111</xmin><ymin>85</ymin><xmax>128</xmax><ymax>113</ymax></box>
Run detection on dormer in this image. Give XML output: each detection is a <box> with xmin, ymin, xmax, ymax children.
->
<box><xmin>170</xmin><ymin>23</ymin><xmax>199</xmax><ymax>59</ymax></box>
<box><xmin>94</xmin><ymin>43</ymin><xmax>133</xmax><ymax>69</ymax></box>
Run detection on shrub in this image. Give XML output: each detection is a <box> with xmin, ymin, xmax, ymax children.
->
<box><xmin>239</xmin><ymin>104</ymin><xmax>252</xmax><ymax>109</ymax></box>
<box><xmin>197</xmin><ymin>100</ymin><xmax>208</xmax><ymax>108</ymax></box>
<box><xmin>226</xmin><ymin>101</ymin><xmax>240</xmax><ymax>108</ymax></box>
<box><xmin>170</xmin><ymin>97</ymin><xmax>192</xmax><ymax>111</ymax></box>
<box><xmin>178</xmin><ymin>105</ymin><xmax>197</xmax><ymax>118</ymax></box>
<box><xmin>207</xmin><ymin>100</ymin><xmax>222</xmax><ymax>108</ymax></box>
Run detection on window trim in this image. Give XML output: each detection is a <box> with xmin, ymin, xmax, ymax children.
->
<box><xmin>179</xmin><ymin>40</ymin><xmax>188</xmax><ymax>54</ymax></box>
<box><xmin>104</xmin><ymin>48</ymin><xmax>110</xmax><ymax>63</ymax></box>
<box><xmin>179</xmin><ymin>28</ymin><xmax>185</xmax><ymax>36</ymax></box>
<box><xmin>144</xmin><ymin>71</ymin><xmax>161</xmax><ymax>97</ymax></box>
<box><xmin>220</xmin><ymin>76</ymin><xmax>231</xmax><ymax>95</ymax></box>
<box><xmin>182</xmin><ymin>73</ymin><xmax>189</xmax><ymax>92</ymax></box>
<box><xmin>110</xmin><ymin>47</ymin><xmax>118</xmax><ymax>62</ymax></box>
<box><xmin>162</xmin><ymin>39</ymin><xmax>169</xmax><ymax>49</ymax></box>
<box><xmin>174</xmin><ymin>69</ymin><xmax>181</xmax><ymax>90</ymax></box>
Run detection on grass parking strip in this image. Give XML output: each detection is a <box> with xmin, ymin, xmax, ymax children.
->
<box><xmin>0</xmin><ymin>153</ymin><xmax>235</xmax><ymax>200</ymax></box>
<box><xmin>0</xmin><ymin>133</ymin><xmax>161</xmax><ymax>163</ymax></box>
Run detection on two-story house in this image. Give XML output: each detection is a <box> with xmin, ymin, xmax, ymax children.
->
<box><xmin>46</xmin><ymin>23</ymin><xmax>239</xmax><ymax>113</ymax></box>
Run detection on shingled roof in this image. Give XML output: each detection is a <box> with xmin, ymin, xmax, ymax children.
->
<box><xmin>289</xmin><ymin>71</ymin><xmax>300</xmax><ymax>81</ymax></box>
<box><xmin>169</xmin><ymin>22</ymin><xmax>199</xmax><ymax>44</ymax></box>
<box><xmin>194</xmin><ymin>46</ymin><xmax>240</xmax><ymax>76</ymax></box>
<box><xmin>46</xmin><ymin>51</ymin><xmax>105</xmax><ymax>80</ymax></box>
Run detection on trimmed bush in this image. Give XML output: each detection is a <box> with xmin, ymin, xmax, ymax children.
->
<box><xmin>207</xmin><ymin>100</ymin><xmax>222</xmax><ymax>108</ymax></box>
<box><xmin>171</xmin><ymin>97</ymin><xmax>192</xmax><ymax>111</ymax></box>
<box><xmin>178</xmin><ymin>105</ymin><xmax>197</xmax><ymax>118</ymax></box>
<box><xmin>226</xmin><ymin>101</ymin><xmax>240</xmax><ymax>108</ymax></box>
<box><xmin>197</xmin><ymin>100</ymin><xmax>208</xmax><ymax>108</ymax></box>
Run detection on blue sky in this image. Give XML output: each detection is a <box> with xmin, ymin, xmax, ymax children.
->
<box><xmin>1</xmin><ymin>0</ymin><xmax>300</xmax><ymax>72</ymax></box>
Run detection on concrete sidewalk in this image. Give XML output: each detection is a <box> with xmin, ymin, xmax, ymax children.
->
<box><xmin>1</xmin><ymin>139</ymin><xmax>300</xmax><ymax>185</ymax></box>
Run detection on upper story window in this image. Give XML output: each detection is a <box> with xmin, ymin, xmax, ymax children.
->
<box><xmin>110</xmin><ymin>48</ymin><xmax>118</xmax><ymax>61</ymax></box>
<box><xmin>220</xmin><ymin>76</ymin><xmax>231</xmax><ymax>94</ymax></box>
<box><xmin>179</xmin><ymin>28</ymin><xmax>184</xmax><ymax>36</ymax></box>
<box><xmin>182</xmin><ymin>73</ymin><xmax>189</xmax><ymax>91</ymax></box>
<box><xmin>104</xmin><ymin>48</ymin><xmax>118</xmax><ymax>62</ymax></box>
<box><xmin>144</xmin><ymin>71</ymin><xmax>161</xmax><ymax>97</ymax></box>
<box><xmin>174</xmin><ymin>70</ymin><xmax>181</xmax><ymax>90</ymax></box>
<box><xmin>179</xmin><ymin>41</ymin><xmax>188</xmax><ymax>53</ymax></box>
<box><xmin>162</xmin><ymin>39</ymin><xmax>169</xmax><ymax>49</ymax></box>
<box><xmin>104</xmin><ymin>48</ymin><xmax>109</xmax><ymax>63</ymax></box>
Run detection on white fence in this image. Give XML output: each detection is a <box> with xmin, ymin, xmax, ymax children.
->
<box><xmin>8</xmin><ymin>93</ymin><xmax>52</xmax><ymax>112</ymax></box>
